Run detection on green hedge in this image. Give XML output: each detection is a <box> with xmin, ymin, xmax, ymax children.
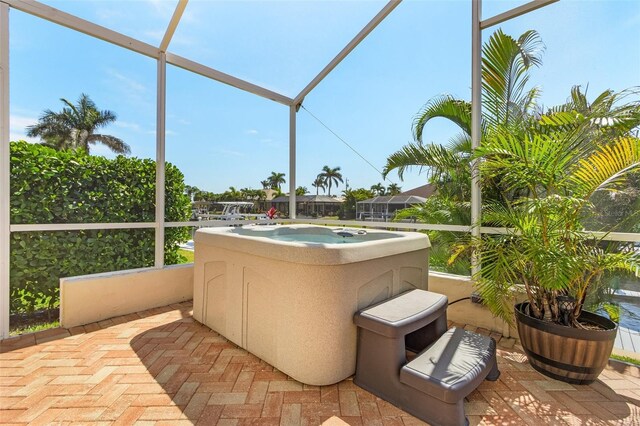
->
<box><xmin>10</xmin><ymin>141</ymin><xmax>191</xmax><ymax>313</ymax></box>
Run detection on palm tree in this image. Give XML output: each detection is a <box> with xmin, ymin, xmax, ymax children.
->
<box><xmin>383</xmin><ymin>29</ymin><xmax>545</xmax><ymax>205</ymax></box>
<box><xmin>240</xmin><ymin>188</ymin><xmax>252</xmax><ymax>200</ymax></box>
<box><xmin>312</xmin><ymin>176</ymin><xmax>326</xmax><ymax>195</ymax></box>
<box><xmin>380</xmin><ymin>29</ymin><xmax>543</xmax><ymax>275</ymax></box>
<box><xmin>370</xmin><ymin>183</ymin><xmax>386</xmax><ymax>196</ymax></box>
<box><xmin>252</xmin><ymin>189</ymin><xmax>266</xmax><ymax>201</ymax></box>
<box><xmin>268</xmin><ymin>172</ymin><xmax>286</xmax><ymax>191</ymax></box>
<box><xmin>540</xmin><ymin>86</ymin><xmax>640</xmax><ymax>233</ymax></box>
<box><xmin>296</xmin><ymin>186</ymin><xmax>308</xmax><ymax>196</ymax></box>
<box><xmin>221</xmin><ymin>186</ymin><xmax>242</xmax><ymax>201</ymax></box>
<box><xmin>318</xmin><ymin>166</ymin><xmax>343</xmax><ymax>196</ymax></box>
<box><xmin>260</xmin><ymin>180</ymin><xmax>271</xmax><ymax>190</ymax></box>
<box><xmin>387</xmin><ymin>183</ymin><xmax>402</xmax><ymax>195</ymax></box>
<box><xmin>26</xmin><ymin>93</ymin><xmax>130</xmax><ymax>155</ymax></box>
<box><xmin>466</xmin><ymin>106</ymin><xmax>640</xmax><ymax>325</ymax></box>
<box><xmin>184</xmin><ymin>185</ymin><xmax>198</xmax><ymax>201</ymax></box>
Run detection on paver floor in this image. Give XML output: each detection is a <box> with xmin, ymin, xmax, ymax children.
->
<box><xmin>1</xmin><ymin>301</ymin><xmax>639</xmax><ymax>425</ymax></box>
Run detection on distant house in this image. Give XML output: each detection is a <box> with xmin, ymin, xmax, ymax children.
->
<box><xmin>255</xmin><ymin>189</ymin><xmax>279</xmax><ymax>212</ymax></box>
<box><xmin>398</xmin><ymin>184</ymin><xmax>436</xmax><ymax>198</ymax></box>
<box><xmin>356</xmin><ymin>184</ymin><xmax>435</xmax><ymax>221</ymax></box>
<box><xmin>270</xmin><ymin>195</ymin><xmax>344</xmax><ymax>217</ymax></box>
<box><xmin>262</xmin><ymin>189</ymin><xmax>278</xmax><ymax>201</ymax></box>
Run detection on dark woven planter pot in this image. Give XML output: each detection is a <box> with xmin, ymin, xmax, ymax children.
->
<box><xmin>515</xmin><ymin>302</ymin><xmax>617</xmax><ymax>385</ymax></box>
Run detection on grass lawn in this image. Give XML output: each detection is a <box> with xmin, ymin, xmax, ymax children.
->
<box><xmin>10</xmin><ymin>320</ymin><xmax>60</xmax><ymax>336</ymax></box>
<box><xmin>178</xmin><ymin>248</ymin><xmax>194</xmax><ymax>263</ymax></box>
<box><xmin>611</xmin><ymin>353</ymin><xmax>640</xmax><ymax>366</ymax></box>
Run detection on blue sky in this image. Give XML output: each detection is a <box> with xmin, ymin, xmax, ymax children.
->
<box><xmin>9</xmin><ymin>0</ymin><xmax>640</xmax><ymax>195</ymax></box>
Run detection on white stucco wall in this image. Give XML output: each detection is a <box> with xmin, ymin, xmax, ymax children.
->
<box><xmin>428</xmin><ymin>271</ymin><xmax>516</xmax><ymax>338</ymax></box>
<box><xmin>58</xmin><ymin>263</ymin><xmax>515</xmax><ymax>338</ymax></box>
<box><xmin>60</xmin><ymin>264</ymin><xmax>193</xmax><ymax>328</ymax></box>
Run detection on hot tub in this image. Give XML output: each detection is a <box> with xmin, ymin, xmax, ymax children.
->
<box><xmin>193</xmin><ymin>224</ymin><xmax>430</xmax><ymax>385</ymax></box>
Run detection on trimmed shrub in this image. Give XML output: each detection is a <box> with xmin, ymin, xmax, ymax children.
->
<box><xmin>10</xmin><ymin>141</ymin><xmax>191</xmax><ymax>313</ymax></box>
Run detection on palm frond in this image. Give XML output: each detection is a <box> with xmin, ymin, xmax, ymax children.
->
<box><xmin>570</xmin><ymin>136</ymin><xmax>640</xmax><ymax>198</ymax></box>
<box><xmin>87</xmin><ymin>135</ymin><xmax>131</xmax><ymax>155</ymax></box>
<box><xmin>481</xmin><ymin>29</ymin><xmax>544</xmax><ymax>130</ymax></box>
<box><xmin>382</xmin><ymin>142</ymin><xmax>468</xmax><ymax>182</ymax></box>
<box><xmin>412</xmin><ymin>96</ymin><xmax>472</xmax><ymax>142</ymax></box>
<box><xmin>477</xmin><ymin>133</ymin><xmax>574</xmax><ymax>194</ymax></box>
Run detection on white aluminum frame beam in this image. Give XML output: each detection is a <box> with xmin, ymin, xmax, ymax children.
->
<box><xmin>470</xmin><ymin>0</ymin><xmax>482</xmax><ymax>277</ymax></box>
<box><xmin>0</xmin><ymin>0</ymin><xmax>293</xmax><ymax>107</ymax></box>
<box><xmin>293</xmin><ymin>0</ymin><xmax>402</xmax><ymax>106</ymax></box>
<box><xmin>1</xmin><ymin>0</ymin><xmax>629</xmax><ymax>339</ymax></box>
<box><xmin>470</xmin><ymin>0</ymin><xmax>558</xmax><ymax>277</ymax></box>
<box><xmin>0</xmin><ymin>2</ymin><xmax>9</xmax><ymax>339</ymax></box>
<box><xmin>1</xmin><ymin>0</ymin><xmax>160</xmax><ymax>58</ymax></box>
<box><xmin>11</xmin><ymin>219</ymin><xmax>638</xmax><ymax>244</ymax></box>
<box><xmin>10</xmin><ymin>223</ymin><xmax>156</xmax><ymax>232</ymax></box>
<box><xmin>289</xmin><ymin>105</ymin><xmax>296</xmax><ymax>218</ymax></box>
<box><xmin>166</xmin><ymin>53</ymin><xmax>293</xmax><ymax>106</ymax></box>
<box><xmin>155</xmin><ymin>53</ymin><xmax>167</xmax><ymax>268</ymax></box>
<box><xmin>481</xmin><ymin>0</ymin><xmax>559</xmax><ymax>29</ymax></box>
<box><xmin>160</xmin><ymin>0</ymin><xmax>188</xmax><ymax>52</ymax></box>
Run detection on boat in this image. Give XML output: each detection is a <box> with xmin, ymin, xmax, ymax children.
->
<box><xmin>202</xmin><ymin>201</ymin><xmax>267</xmax><ymax>221</ymax></box>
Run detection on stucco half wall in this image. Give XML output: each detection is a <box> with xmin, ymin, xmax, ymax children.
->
<box><xmin>428</xmin><ymin>271</ymin><xmax>516</xmax><ymax>338</ymax></box>
<box><xmin>60</xmin><ymin>264</ymin><xmax>194</xmax><ymax>328</ymax></box>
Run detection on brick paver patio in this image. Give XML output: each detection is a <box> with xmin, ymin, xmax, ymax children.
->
<box><xmin>1</xmin><ymin>301</ymin><xmax>639</xmax><ymax>425</ymax></box>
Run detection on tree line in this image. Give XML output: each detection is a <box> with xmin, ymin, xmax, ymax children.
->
<box><xmin>24</xmin><ymin>96</ymin><xmax>404</xmax><ymax>204</ymax></box>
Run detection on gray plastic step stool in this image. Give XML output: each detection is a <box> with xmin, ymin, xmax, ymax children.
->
<box><xmin>353</xmin><ymin>289</ymin><xmax>500</xmax><ymax>426</ymax></box>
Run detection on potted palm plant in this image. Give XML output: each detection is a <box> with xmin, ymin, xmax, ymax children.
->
<box><xmin>381</xmin><ymin>28</ymin><xmax>639</xmax><ymax>383</ymax></box>
<box><xmin>467</xmin><ymin>89</ymin><xmax>640</xmax><ymax>384</ymax></box>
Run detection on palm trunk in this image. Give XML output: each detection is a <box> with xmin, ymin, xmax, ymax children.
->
<box><xmin>549</xmin><ymin>290</ymin><xmax>560</xmax><ymax>323</ymax></box>
<box><xmin>542</xmin><ymin>293</ymin><xmax>552</xmax><ymax>321</ymax></box>
<box><xmin>523</xmin><ymin>275</ymin><xmax>542</xmax><ymax>319</ymax></box>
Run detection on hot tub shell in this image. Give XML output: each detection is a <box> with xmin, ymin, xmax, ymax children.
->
<box><xmin>193</xmin><ymin>225</ymin><xmax>430</xmax><ymax>385</ymax></box>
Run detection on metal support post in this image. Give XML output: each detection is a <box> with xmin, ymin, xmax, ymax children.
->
<box><xmin>0</xmin><ymin>3</ymin><xmax>9</xmax><ymax>339</ymax></box>
<box><xmin>289</xmin><ymin>104</ymin><xmax>297</xmax><ymax>219</ymax></box>
<box><xmin>155</xmin><ymin>53</ymin><xmax>166</xmax><ymax>268</ymax></box>
<box><xmin>471</xmin><ymin>0</ymin><xmax>482</xmax><ymax>277</ymax></box>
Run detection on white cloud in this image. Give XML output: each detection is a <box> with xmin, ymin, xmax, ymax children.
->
<box><xmin>115</xmin><ymin>121</ymin><xmax>142</xmax><ymax>132</ymax></box>
<box><xmin>144</xmin><ymin>129</ymin><xmax>177</xmax><ymax>136</ymax></box>
<box><xmin>9</xmin><ymin>115</ymin><xmax>39</xmax><ymax>142</ymax></box>
<box><xmin>95</xmin><ymin>8</ymin><xmax>126</xmax><ymax>22</ymax></box>
<box><xmin>90</xmin><ymin>144</ymin><xmax>114</xmax><ymax>156</ymax></box>
<box><xmin>11</xmin><ymin>115</ymin><xmax>37</xmax><ymax>129</ymax></box>
<box><xmin>145</xmin><ymin>0</ymin><xmax>180</xmax><ymax>19</ymax></box>
<box><xmin>142</xmin><ymin>30</ymin><xmax>165</xmax><ymax>44</ymax></box>
<box><xmin>106</xmin><ymin>69</ymin><xmax>147</xmax><ymax>93</ymax></box>
<box><xmin>167</xmin><ymin>114</ymin><xmax>191</xmax><ymax>126</ymax></box>
<box><xmin>148</xmin><ymin>0</ymin><xmax>197</xmax><ymax>24</ymax></box>
<box><xmin>246</xmin><ymin>129</ymin><xmax>259</xmax><ymax>135</ymax></box>
<box><xmin>260</xmin><ymin>138</ymin><xmax>281</xmax><ymax>147</ymax></box>
<box><xmin>165</xmin><ymin>32</ymin><xmax>197</xmax><ymax>48</ymax></box>
<box><xmin>9</xmin><ymin>133</ymin><xmax>39</xmax><ymax>143</ymax></box>
<box><xmin>215</xmin><ymin>148</ymin><xmax>244</xmax><ymax>157</ymax></box>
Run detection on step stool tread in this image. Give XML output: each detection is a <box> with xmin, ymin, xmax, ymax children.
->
<box><xmin>354</xmin><ymin>289</ymin><xmax>448</xmax><ymax>337</ymax></box>
<box><xmin>400</xmin><ymin>327</ymin><xmax>496</xmax><ymax>403</ymax></box>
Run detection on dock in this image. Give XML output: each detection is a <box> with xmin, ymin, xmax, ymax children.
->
<box><xmin>615</xmin><ymin>326</ymin><xmax>640</xmax><ymax>353</ymax></box>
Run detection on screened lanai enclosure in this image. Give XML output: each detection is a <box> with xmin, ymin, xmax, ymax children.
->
<box><xmin>356</xmin><ymin>195</ymin><xmax>426</xmax><ymax>221</ymax></box>
<box><xmin>1</xmin><ymin>0</ymin><xmax>639</xmax><ymax>344</ymax></box>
